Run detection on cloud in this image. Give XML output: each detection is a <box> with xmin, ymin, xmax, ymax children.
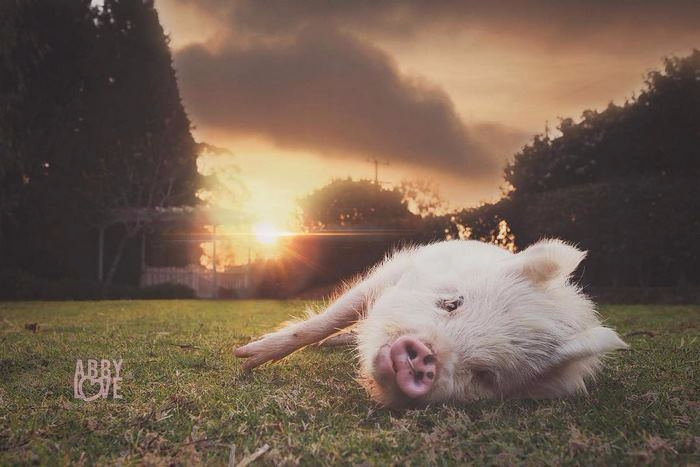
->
<box><xmin>170</xmin><ymin>0</ymin><xmax>700</xmax><ymax>54</ymax></box>
<box><xmin>168</xmin><ymin>0</ymin><xmax>698</xmax><ymax>178</ymax></box>
<box><xmin>176</xmin><ymin>26</ymin><xmax>520</xmax><ymax>175</ymax></box>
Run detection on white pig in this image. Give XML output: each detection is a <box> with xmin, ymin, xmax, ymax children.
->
<box><xmin>234</xmin><ymin>239</ymin><xmax>628</xmax><ymax>408</ymax></box>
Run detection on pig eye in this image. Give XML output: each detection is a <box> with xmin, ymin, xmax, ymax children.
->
<box><xmin>437</xmin><ymin>295</ymin><xmax>463</xmax><ymax>313</ymax></box>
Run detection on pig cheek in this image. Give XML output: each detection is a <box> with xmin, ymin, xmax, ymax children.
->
<box><xmin>358</xmin><ymin>373</ymin><xmax>408</xmax><ymax>408</ymax></box>
<box><xmin>424</xmin><ymin>367</ymin><xmax>457</xmax><ymax>404</ymax></box>
<box><xmin>423</xmin><ymin>337</ymin><xmax>463</xmax><ymax>402</ymax></box>
<box><xmin>356</xmin><ymin>349</ymin><xmax>393</xmax><ymax>404</ymax></box>
<box><xmin>356</xmin><ymin>318</ymin><xmax>399</xmax><ymax>371</ymax></box>
<box><xmin>358</xmin><ymin>350</ymin><xmax>416</xmax><ymax>408</ymax></box>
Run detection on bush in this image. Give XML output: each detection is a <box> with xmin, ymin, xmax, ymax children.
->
<box><xmin>586</xmin><ymin>286</ymin><xmax>700</xmax><ymax>305</ymax></box>
<box><xmin>0</xmin><ymin>270</ymin><xmax>194</xmax><ymax>300</ymax></box>
<box><xmin>507</xmin><ymin>176</ymin><xmax>700</xmax><ymax>287</ymax></box>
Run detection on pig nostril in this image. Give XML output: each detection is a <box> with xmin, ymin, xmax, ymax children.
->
<box><xmin>427</xmin><ymin>371</ymin><xmax>434</xmax><ymax>380</ymax></box>
<box><xmin>406</xmin><ymin>346</ymin><xmax>418</xmax><ymax>360</ymax></box>
<box><xmin>415</xmin><ymin>371</ymin><xmax>424</xmax><ymax>380</ymax></box>
<box><xmin>424</xmin><ymin>354</ymin><xmax>436</xmax><ymax>365</ymax></box>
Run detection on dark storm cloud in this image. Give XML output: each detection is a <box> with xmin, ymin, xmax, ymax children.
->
<box><xmin>173</xmin><ymin>0</ymin><xmax>700</xmax><ymax>53</ymax></box>
<box><xmin>176</xmin><ymin>27</ymin><xmax>516</xmax><ymax>175</ymax></box>
<box><xmin>170</xmin><ymin>0</ymin><xmax>698</xmax><ymax>175</ymax></box>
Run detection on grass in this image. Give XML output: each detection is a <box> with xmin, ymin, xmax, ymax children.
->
<box><xmin>0</xmin><ymin>301</ymin><xmax>698</xmax><ymax>465</ymax></box>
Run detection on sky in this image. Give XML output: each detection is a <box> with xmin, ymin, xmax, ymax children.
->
<box><xmin>154</xmin><ymin>0</ymin><xmax>700</xmax><ymax>231</ymax></box>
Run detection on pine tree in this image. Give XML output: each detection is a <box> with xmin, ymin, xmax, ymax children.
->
<box><xmin>0</xmin><ymin>0</ymin><xmax>97</xmax><ymax>275</ymax></box>
<box><xmin>84</xmin><ymin>0</ymin><xmax>199</xmax><ymax>287</ymax></box>
<box><xmin>0</xmin><ymin>0</ymin><xmax>199</xmax><ymax>288</ymax></box>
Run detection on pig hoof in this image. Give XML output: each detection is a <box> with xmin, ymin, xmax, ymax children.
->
<box><xmin>234</xmin><ymin>340</ymin><xmax>272</xmax><ymax>370</ymax></box>
<box><xmin>234</xmin><ymin>332</ymin><xmax>299</xmax><ymax>370</ymax></box>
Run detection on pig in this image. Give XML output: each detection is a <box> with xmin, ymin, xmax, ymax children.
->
<box><xmin>234</xmin><ymin>239</ymin><xmax>628</xmax><ymax>408</ymax></box>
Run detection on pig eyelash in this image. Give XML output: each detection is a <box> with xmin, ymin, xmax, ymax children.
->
<box><xmin>437</xmin><ymin>295</ymin><xmax>464</xmax><ymax>313</ymax></box>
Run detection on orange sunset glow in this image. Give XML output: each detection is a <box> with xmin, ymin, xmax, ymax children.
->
<box><xmin>154</xmin><ymin>0</ymin><xmax>700</xmax><ymax>268</ymax></box>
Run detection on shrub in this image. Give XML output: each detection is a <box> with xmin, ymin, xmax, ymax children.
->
<box><xmin>0</xmin><ymin>270</ymin><xmax>194</xmax><ymax>300</ymax></box>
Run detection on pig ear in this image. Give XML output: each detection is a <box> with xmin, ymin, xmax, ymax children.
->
<box><xmin>512</xmin><ymin>239</ymin><xmax>586</xmax><ymax>286</ymax></box>
<box><xmin>556</xmin><ymin>327</ymin><xmax>628</xmax><ymax>363</ymax></box>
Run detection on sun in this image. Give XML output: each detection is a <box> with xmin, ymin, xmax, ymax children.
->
<box><xmin>253</xmin><ymin>222</ymin><xmax>282</xmax><ymax>245</ymax></box>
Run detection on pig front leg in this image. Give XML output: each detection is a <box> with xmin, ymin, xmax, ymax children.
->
<box><xmin>318</xmin><ymin>329</ymin><xmax>357</xmax><ymax>347</ymax></box>
<box><xmin>234</xmin><ymin>283</ymin><xmax>369</xmax><ymax>370</ymax></box>
<box><xmin>234</xmin><ymin>249</ymin><xmax>412</xmax><ymax>370</ymax></box>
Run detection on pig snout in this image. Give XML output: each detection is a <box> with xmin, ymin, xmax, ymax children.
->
<box><xmin>381</xmin><ymin>335</ymin><xmax>437</xmax><ymax>399</ymax></box>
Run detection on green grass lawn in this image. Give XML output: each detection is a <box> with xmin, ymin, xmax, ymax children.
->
<box><xmin>0</xmin><ymin>301</ymin><xmax>698</xmax><ymax>465</ymax></box>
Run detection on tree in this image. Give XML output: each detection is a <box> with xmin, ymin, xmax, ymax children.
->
<box><xmin>450</xmin><ymin>199</ymin><xmax>515</xmax><ymax>251</ymax></box>
<box><xmin>298</xmin><ymin>178</ymin><xmax>416</xmax><ymax>231</ymax></box>
<box><xmin>0</xmin><ymin>0</ymin><xmax>99</xmax><ymax>277</ymax></box>
<box><xmin>504</xmin><ymin>50</ymin><xmax>700</xmax><ymax>196</ymax></box>
<box><xmin>0</xmin><ymin>0</ymin><xmax>200</xmax><ymax>289</ymax></box>
<box><xmin>80</xmin><ymin>0</ymin><xmax>199</xmax><ymax>287</ymax></box>
<box><xmin>499</xmin><ymin>50</ymin><xmax>700</xmax><ymax>287</ymax></box>
<box><xmin>398</xmin><ymin>179</ymin><xmax>447</xmax><ymax>217</ymax></box>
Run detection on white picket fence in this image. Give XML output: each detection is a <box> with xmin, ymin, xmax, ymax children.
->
<box><xmin>140</xmin><ymin>265</ymin><xmax>249</xmax><ymax>298</ymax></box>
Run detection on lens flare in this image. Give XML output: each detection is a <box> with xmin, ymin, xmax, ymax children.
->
<box><xmin>253</xmin><ymin>222</ymin><xmax>280</xmax><ymax>245</ymax></box>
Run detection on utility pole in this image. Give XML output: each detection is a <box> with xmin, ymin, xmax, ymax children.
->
<box><xmin>367</xmin><ymin>158</ymin><xmax>390</xmax><ymax>185</ymax></box>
